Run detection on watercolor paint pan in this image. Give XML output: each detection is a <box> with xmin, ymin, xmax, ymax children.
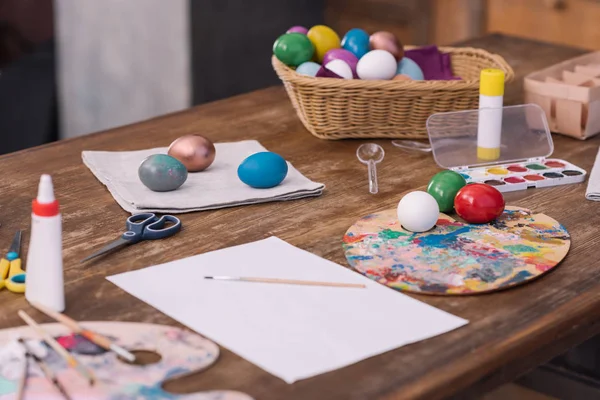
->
<box><xmin>426</xmin><ymin>104</ymin><xmax>588</xmax><ymax>194</ymax></box>
<box><xmin>458</xmin><ymin>158</ymin><xmax>587</xmax><ymax>193</ymax></box>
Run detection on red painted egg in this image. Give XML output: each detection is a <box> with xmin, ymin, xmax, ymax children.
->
<box><xmin>454</xmin><ymin>183</ymin><xmax>505</xmax><ymax>224</ymax></box>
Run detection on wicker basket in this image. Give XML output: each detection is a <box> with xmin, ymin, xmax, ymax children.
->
<box><xmin>272</xmin><ymin>46</ymin><xmax>514</xmax><ymax>140</ymax></box>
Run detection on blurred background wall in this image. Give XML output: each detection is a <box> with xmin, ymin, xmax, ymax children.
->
<box><xmin>2</xmin><ymin>0</ymin><xmax>600</xmax><ymax>152</ymax></box>
<box><xmin>55</xmin><ymin>0</ymin><xmax>191</xmax><ymax>140</ymax></box>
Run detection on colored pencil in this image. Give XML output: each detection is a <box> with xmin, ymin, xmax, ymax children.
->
<box><xmin>204</xmin><ymin>276</ymin><xmax>366</xmax><ymax>288</ymax></box>
<box><xmin>29</xmin><ymin>301</ymin><xmax>136</xmax><ymax>363</ymax></box>
<box><xmin>17</xmin><ymin>310</ymin><xmax>95</xmax><ymax>386</ymax></box>
<box><xmin>18</xmin><ymin>338</ymin><xmax>72</xmax><ymax>400</ymax></box>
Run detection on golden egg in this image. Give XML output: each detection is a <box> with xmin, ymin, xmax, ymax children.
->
<box><xmin>167</xmin><ymin>134</ymin><xmax>216</xmax><ymax>172</ymax></box>
<box><xmin>369</xmin><ymin>31</ymin><xmax>404</xmax><ymax>60</ymax></box>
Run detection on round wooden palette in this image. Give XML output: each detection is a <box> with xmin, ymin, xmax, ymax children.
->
<box><xmin>342</xmin><ymin>206</ymin><xmax>570</xmax><ymax>295</ymax></box>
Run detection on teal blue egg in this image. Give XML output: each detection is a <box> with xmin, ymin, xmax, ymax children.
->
<box><xmin>138</xmin><ymin>154</ymin><xmax>188</xmax><ymax>192</ymax></box>
<box><xmin>296</xmin><ymin>61</ymin><xmax>321</xmax><ymax>77</ymax></box>
<box><xmin>396</xmin><ymin>57</ymin><xmax>424</xmax><ymax>80</ymax></box>
<box><xmin>341</xmin><ymin>28</ymin><xmax>370</xmax><ymax>59</ymax></box>
<box><xmin>238</xmin><ymin>152</ymin><xmax>288</xmax><ymax>189</ymax></box>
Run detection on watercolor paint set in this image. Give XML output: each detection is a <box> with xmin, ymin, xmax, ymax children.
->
<box><xmin>455</xmin><ymin>158</ymin><xmax>586</xmax><ymax>192</ymax></box>
<box><xmin>425</xmin><ymin>104</ymin><xmax>587</xmax><ymax>193</ymax></box>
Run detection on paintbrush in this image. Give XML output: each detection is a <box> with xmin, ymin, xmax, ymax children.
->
<box><xmin>29</xmin><ymin>301</ymin><xmax>136</xmax><ymax>363</ymax></box>
<box><xmin>17</xmin><ymin>310</ymin><xmax>95</xmax><ymax>386</ymax></box>
<box><xmin>18</xmin><ymin>338</ymin><xmax>72</xmax><ymax>400</ymax></box>
<box><xmin>204</xmin><ymin>276</ymin><xmax>366</xmax><ymax>288</ymax></box>
<box><xmin>15</xmin><ymin>338</ymin><xmax>28</xmax><ymax>400</ymax></box>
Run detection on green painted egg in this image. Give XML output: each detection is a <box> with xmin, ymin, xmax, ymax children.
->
<box><xmin>427</xmin><ymin>170</ymin><xmax>467</xmax><ymax>213</ymax></box>
<box><xmin>273</xmin><ymin>33</ymin><xmax>314</xmax><ymax>67</ymax></box>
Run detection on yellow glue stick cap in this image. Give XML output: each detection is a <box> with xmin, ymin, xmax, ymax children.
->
<box><xmin>479</xmin><ymin>69</ymin><xmax>505</xmax><ymax>96</ymax></box>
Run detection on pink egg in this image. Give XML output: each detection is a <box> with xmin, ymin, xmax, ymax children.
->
<box><xmin>287</xmin><ymin>26</ymin><xmax>308</xmax><ymax>35</ymax></box>
<box><xmin>323</xmin><ymin>49</ymin><xmax>359</xmax><ymax>78</ymax></box>
<box><xmin>369</xmin><ymin>31</ymin><xmax>404</xmax><ymax>60</ymax></box>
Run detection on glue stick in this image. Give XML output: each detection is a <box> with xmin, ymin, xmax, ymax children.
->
<box><xmin>25</xmin><ymin>174</ymin><xmax>65</xmax><ymax>312</ymax></box>
<box><xmin>477</xmin><ymin>68</ymin><xmax>505</xmax><ymax>161</ymax></box>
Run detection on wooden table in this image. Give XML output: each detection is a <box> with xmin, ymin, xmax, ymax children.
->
<box><xmin>0</xmin><ymin>34</ymin><xmax>598</xmax><ymax>399</ymax></box>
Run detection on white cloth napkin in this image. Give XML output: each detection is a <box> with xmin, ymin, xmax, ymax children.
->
<box><xmin>82</xmin><ymin>140</ymin><xmax>325</xmax><ymax>214</ymax></box>
<box><xmin>586</xmin><ymin>146</ymin><xmax>600</xmax><ymax>201</ymax></box>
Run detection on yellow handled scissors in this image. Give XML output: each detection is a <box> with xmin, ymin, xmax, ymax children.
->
<box><xmin>0</xmin><ymin>230</ymin><xmax>26</xmax><ymax>293</ymax></box>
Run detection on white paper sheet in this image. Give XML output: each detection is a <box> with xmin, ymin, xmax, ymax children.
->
<box><xmin>107</xmin><ymin>237</ymin><xmax>468</xmax><ymax>383</ymax></box>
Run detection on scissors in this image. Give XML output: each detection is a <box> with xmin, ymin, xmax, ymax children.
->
<box><xmin>0</xmin><ymin>230</ymin><xmax>26</xmax><ymax>293</ymax></box>
<box><xmin>81</xmin><ymin>213</ymin><xmax>182</xmax><ymax>262</ymax></box>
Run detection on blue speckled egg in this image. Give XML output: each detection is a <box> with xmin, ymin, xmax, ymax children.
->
<box><xmin>138</xmin><ymin>154</ymin><xmax>188</xmax><ymax>192</ymax></box>
<box><xmin>396</xmin><ymin>57</ymin><xmax>424</xmax><ymax>80</ymax></box>
<box><xmin>238</xmin><ymin>152</ymin><xmax>288</xmax><ymax>189</ymax></box>
<box><xmin>296</xmin><ymin>61</ymin><xmax>321</xmax><ymax>77</ymax></box>
<box><xmin>341</xmin><ymin>28</ymin><xmax>370</xmax><ymax>59</ymax></box>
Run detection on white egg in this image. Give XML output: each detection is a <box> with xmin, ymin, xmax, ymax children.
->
<box><xmin>357</xmin><ymin>50</ymin><xmax>397</xmax><ymax>80</ymax></box>
<box><xmin>397</xmin><ymin>191</ymin><xmax>440</xmax><ymax>233</ymax></box>
<box><xmin>325</xmin><ymin>59</ymin><xmax>353</xmax><ymax>79</ymax></box>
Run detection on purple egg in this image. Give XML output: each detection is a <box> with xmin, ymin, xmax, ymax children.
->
<box><xmin>286</xmin><ymin>26</ymin><xmax>308</xmax><ymax>35</ymax></box>
<box><xmin>323</xmin><ymin>49</ymin><xmax>359</xmax><ymax>78</ymax></box>
<box><xmin>316</xmin><ymin>65</ymin><xmax>343</xmax><ymax>79</ymax></box>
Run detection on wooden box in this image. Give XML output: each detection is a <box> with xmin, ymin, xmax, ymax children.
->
<box><xmin>524</xmin><ymin>52</ymin><xmax>600</xmax><ymax>140</ymax></box>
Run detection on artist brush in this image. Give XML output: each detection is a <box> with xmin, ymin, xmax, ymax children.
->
<box><xmin>16</xmin><ymin>338</ymin><xmax>28</xmax><ymax>400</ymax></box>
<box><xmin>18</xmin><ymin>338</ymin><xmax>72</xmax><ymax>400</ymax></box>
<box><xmin>17</xmin><ymin>310</ymin><xmax>96</xmax><ymax>386</ymax></box>
<box><xmin>204</xmin><ymin>276</ymin><xmax>366</xmax><ymax>288</ymax></box>
<box><xmin>29</xmin><ymin>301</ymin><xmax>136</xmax><ymax>363</ymax></box>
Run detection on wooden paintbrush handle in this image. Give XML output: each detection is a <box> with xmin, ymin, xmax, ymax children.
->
<box><xmin>242</xmin><ymin>277</ymin><xmax>366</xmax><ymax>288</ymax></box>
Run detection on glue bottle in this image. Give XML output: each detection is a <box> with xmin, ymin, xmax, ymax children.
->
<box><xmin>25</xmin><ymin>174</ymin><xmax>65</xmax><ymax>312</ymax></box>
<box><xmin>477</xmin><ymin>68</ymin><xmax>505</xmax><ymax>161</ymax></box>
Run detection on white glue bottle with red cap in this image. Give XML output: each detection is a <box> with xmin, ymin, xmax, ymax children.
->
<box><xmin>25</xmin><ymin>174</ymin><xmax>65</xmax><ymax>312</ymax></box>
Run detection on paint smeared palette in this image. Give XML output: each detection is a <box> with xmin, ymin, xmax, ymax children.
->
<box><xmin>343</xmin><ymin>206</ymin><xmax>570</xmax><ymax>295</ymax></box>
<box><xmin>0</xmin><ymin>322</ymin><xmax>253</xmax><ymax>400</ymax></box>
<box><xmin>457</xmin><ymin>158</ymin><xmax>586</xmax><ymax>192</ymax></box>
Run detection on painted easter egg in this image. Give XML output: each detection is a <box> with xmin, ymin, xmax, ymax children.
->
<box><xmin>396</xmin><ymin>57</ymin><xmax>424</xmax><ymax>80</ymax></box>
<box><xmin>323</xmin><ymin>49</ymin><xmax>359</xmax><ymax>78</ymax></box>
<box><xmin>316</xmin><ymin>66</ymin><xmax>342</xmax><ymax>79</ymax></box>
<box><xmin>397</xmin><ymin>191</ymin><xmax>440</xmax><ymax>233</ymax></box>
<box><xmin>320</xmin><ymin>59</ymin><xmax>352</xmax><ymax>79</ymax></box>
<box><xmin>341</xmin><ymin>28</ymin><xmax>370</xmax><ymax>59</ymax></box>
<box><xmin>307</xmin><ymin>25</ymin><xmax>341</xmax><ymax>63</ymax></box>
<box><xmin>238</xmin><ymin>152</ymin><xmax>289</xmax><ymax>189</ymax></box>
<box><xmin>287</xmin><ymin>26</ymin><xmax>308</xmax><ymax>35</ymax></box>
<box><xmin>138</xmin><ymin>154</ymin><xmax>188</xmax><ymax>192</ymax></box>
<box><xmin>356</xmin><ymin>50</ymin><xmax>397</xmax><ymax>80</ymax></box>
<box><xmin>296</xmin><ymin>61</ymin><xmax>321</xmax><ymax>77</ymax></box>
<box><xmin>273</xmin><ymin>33</ymin><xmax>314</xmax><ymax>67</ymax></box>
<box><xmin>167</xmin><ymin>134</ymin><xmax>216</xmax><ymax>172</ymax></box>
<box><xmin>426</xmin><ymin>170</ymin><xmax>467</xmax><ymax>213</ymax></box>
<box><xmin>369</xmin><ymin>31</ymin><xmax>404</xmax><ymax>60</ymax></box>
<box><xmin>454</xmin><ymin>183</ymin><xmax>505</xmax><ymax>224</ymax></box>
<box><xmin>392</xmin><ymin>74</ymin><xmax>412</xmax><ymax>81</ymax></box>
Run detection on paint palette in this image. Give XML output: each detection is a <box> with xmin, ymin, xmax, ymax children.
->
<box><xmin>343</xmin><ymin>206</ymin><xmax>570</xmax><ymax>295</ymax></box>
<box><xmin>425</xmin><ymin>104</ymin><xmax>587</xmax><ymax>193</ymax></box>
<box><xmin>460</xmin><ymin>158</ymin><xmax>586</xmax><ymax>192</ymax></box>
<box><xmin>0</xmin><ymin>322</ymin><xmax>253</xmax><ymax>400</ymax></box>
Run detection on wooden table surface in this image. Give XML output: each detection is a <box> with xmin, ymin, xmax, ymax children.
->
<box><xmin>0</xmin><ymin>34</ymin><xmax>598</xmax><ymax>399</ymax></box>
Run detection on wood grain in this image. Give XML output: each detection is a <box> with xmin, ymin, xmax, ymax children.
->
<box><xmin>0</xmin><ymin>34</ymin><xmax>598</xmax><ymax>399</ymax></box>
<box><xmin>487</xmin><ymin>0</ymin><xmax>600</xmax><ymax>50</ymax></box>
